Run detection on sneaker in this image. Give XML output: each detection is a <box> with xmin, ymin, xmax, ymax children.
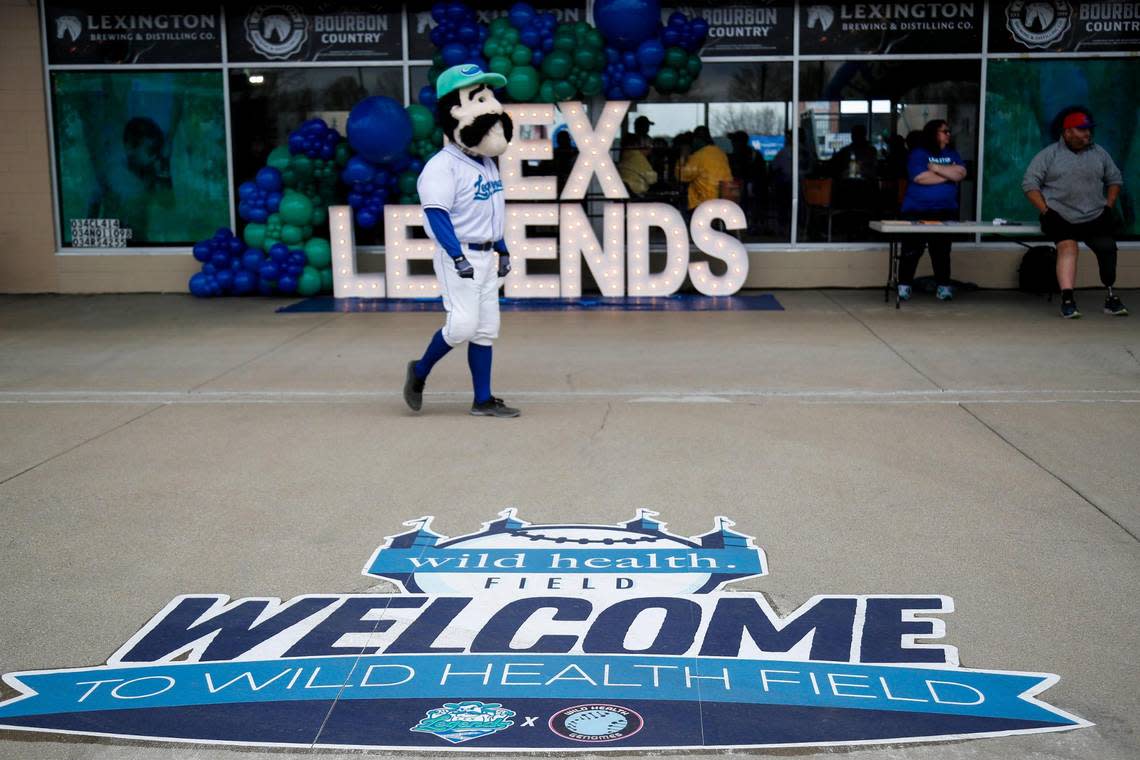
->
<box><xmin>936</xmin><ymin>285</ymin><xmax>954</xmax><ymax>301</ymax></box>
<box><xmin>403</xmin><ymin>360</ymin><xmax>425</xmax><ymax>411</ymax></box>
<box><xmin>1060</xmin><ymin>300</ymin><xmax>1081</xmax><ymax>319</ymax></box>
<box><xmin>897</xmin><ymin>284</ymin><xmax>912</xmax><ymax>301</ymax></box>
<box><xmin>1104</xmin><ymin>294</ymin><xmax>1129</xmax><ymax>316</ymax></box>
<box><xmin>470</xmin><ymin>396</ymin><xmax>521</xmax><ymax>418</ymax></box>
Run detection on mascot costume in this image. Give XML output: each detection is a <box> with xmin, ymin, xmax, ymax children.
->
<box><xmin>403</xmin><ymin>64</ymin><xmax>519</xmax><ymax>418</ymax></box>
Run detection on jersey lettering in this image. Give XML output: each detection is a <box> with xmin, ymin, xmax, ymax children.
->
<box><xmin>473</xmin><ymin>175</ymin><xmax>504</xmax><ymax>201</ymax></box>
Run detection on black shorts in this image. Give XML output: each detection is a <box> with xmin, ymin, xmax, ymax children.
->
<box><xmin>1040</xmin><ymin>208</ymin><xmax>1115</xmax><ymax>245</ymax></box>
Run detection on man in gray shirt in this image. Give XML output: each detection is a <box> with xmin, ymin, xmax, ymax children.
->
<box><xmin>1022</xmin><ymin>110</ymin><xmax>1126</xmax><ymax>318</ymax></box>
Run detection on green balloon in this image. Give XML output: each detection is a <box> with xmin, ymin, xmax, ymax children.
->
<box><xmin>665</xmin><ymin>46</ymin><xmax>687</xmax><ymax>69</ymax></box>
<box><xmin>553</xmin><ymin>79</ymin><xmax>576</xmax><ymax>101</ymax></box>
<box><xmin>506</xmin><ymin>65</ymin><xmax>540</xmax><ymax>101</ymax></box>
<box><xmin>581</xmin><ymin>72</ymin><xmax>603</xmax><ymax>96</ymax></box>
<box><xmin>297</xmin><ymin>266</ymin><xmax>321</xmax><ymax>297</ymax></box>
<box><xmin>398</xmin><ymin>170</ymin><xmax>418</xmax><ymax>196</ymax></box>
<box><xmin>262</xmin><ymin>237</ymin><xmax>281</xmax><ymax>253</ymax></box>
<box><xmin>267</xmin><ymin>145</ymin><xmax>292</xmax><ymax>170</ymax></box>
<box><xmin>280</xmin><ymin>168</ymin><xmax>296</xmax><ymax>187</ymax></box>
<box><xmin>489</xmin><ymin>55</ymin><xmax>512</xmax><ymax>76</ymax></box>
<box><xmin>554</xmin><ymin>34</ymin><xmax>576</xmax><ymax>53</ymax></box>
<box><xmin>686</xmin><ymin>55</ymin><xmax>703</xmax><ymax>76</ymax></box>
<box><xmin>542</xmin><ymin>50</ymin><xmax>572</xmax><ymax>79</ymax></box>
<box><xmin>280</xmin><ymin>224</ymin><xmax>304</xmax><ymax>245</ymax></box>
<box><xmin>489</xmin><ymin>17</ymin><xmax>511</xmax><ymax>34</ymax></box>
<box><xmin>655</xmin><ymin>68</ymin><xmax>678</xmax><ymax>93</ymax></box>
<box><xmin>586</xmin><ymin>29</ymin><xmax>604</xmax><ymax>49</ymax></box>
<box><xmin>302</xmin><ymin>224</ymin><xmax>313</xmax><ymax>239</ymax></box>
<box><xmin>573</xmin><ymin>47</ymin><xmax>596</xmax><ymax>71</ymax></box>
<box><xmin>290</xmin><ymin>154</ymin><xmax>314</xmax><ymax>180</ymax></box>
<box><xmin>319</xmin><ymin>267</ymin><xmax>333</xmax><ymax>293</ymax></box>
<box><xmin>278</xmin><ymin>190</ymin><xmax>314</xmax><ymax>226</ymax></box>
<box><xmin>511</xmin><ymin>44</ymin><xmax>532</xmax><ymax>66</ymax></box>
<box><xmin>406</xmin><ymin>104</ymin><xmax>434</xmax><ymax>140</ymax></box>
<box><xmin>676</xmin><ymin>73</ymin><xmax>692</xmax><ymax>93</ymax></box>
<box><xmin>242</xmin><ymin>223</ymin><xmax>266</xmax><ymax>250</ymax></box>
<box><xmin>304</xmin><ymin>238</ymin><xmax>331</xmax><ymax>269</ymax></box>
<box><xmin>334</xmin><ymin>141</ymin><xmax>350</xmax><ymax>166</ymax></box>
<box><xmin>431</xmin><ymin>126</ymin><xmax>444</xmax><ymax>145</ymax></box>
<box><xmin>539</xmin><ymin>80</ymin><xmax>555</xmax><ymax>103</ymax></box>
<box><xmin>311</xmin><ymin>206</ymin><xmax>327</xmax><ymax>226</ymax></box>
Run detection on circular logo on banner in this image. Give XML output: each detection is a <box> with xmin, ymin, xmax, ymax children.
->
<box><xmin>548</xmin><ymin>704</ymin><xmax>644</xmax><ymax>743</ymax></box>
<box><xmin>1005</xmin><ymin>0</ymin><xmax>1072</xmax><ymax>49</ymax></box>
<box><xmin>245</xmin><ymin>5</ymin><xmax>308</xmax><ymax>60</ymax></box>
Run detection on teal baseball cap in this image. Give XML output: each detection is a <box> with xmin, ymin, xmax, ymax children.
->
<box><xmin>435</xmin><ymin>64</ymin><xmax>507</xmax><ymax>100</ymax></box>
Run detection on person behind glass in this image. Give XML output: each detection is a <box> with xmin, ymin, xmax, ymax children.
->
<box><xmin>1022</xmin><ymin>110</ymin><xmax>1127</xmax><ymax>318</ymax></box>
<box><xmin>552</xmin><ymin>129</ymin><xmax>577</xmax><ymax>196</ymax></box>
<box><xmin>896</xmin><ymin>119</ymin><xmax>967</xmax><ymax>302</ymax></box>
<box><xmin>618</xmin><ymin>134</ymin><xmax>657</xmax><ymax>197</ymax></box>
<box><xmin>678</xmin><ymin>126</ymin><xmax>732</xmax><ymax>213</ymax></box>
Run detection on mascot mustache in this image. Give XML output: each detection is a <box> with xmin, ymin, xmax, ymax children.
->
<box><xmin>460</xmin><ymin>112</ymin><xmax>514</xmax><ymax>150</ymax></box>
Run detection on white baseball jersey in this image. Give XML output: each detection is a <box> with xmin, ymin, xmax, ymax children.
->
<box><xmin>417</xmin><ymin>144</ymin><xmax>505</xmax><ymax>244</ymax></box>
<box><xmin>417</xmin><ymin>143</ymin><xmax>506</xmax><ymax>348</ymax></box>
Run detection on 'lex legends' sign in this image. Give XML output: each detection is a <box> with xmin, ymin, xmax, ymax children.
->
<box><xmin>0</xmin><ymin>511</ymin><xmax>1089</xmax><ymax>750</ymax></box>
<box><xmin>331</xmin><ymin>101</ymin><xmax>752</xmax><ymax>299</ymax></box>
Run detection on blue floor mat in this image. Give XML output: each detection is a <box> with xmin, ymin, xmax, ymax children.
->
<box><xmin>277</xmin><ymin>293</ymin><xmax>783</xmax><ymax>313</ymax></box>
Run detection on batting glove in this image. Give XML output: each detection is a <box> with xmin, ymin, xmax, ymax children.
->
<box><xmin>497</xmin><ymin>253</ymin><xmax>511</xmax><ymax>277</ymax></box>
<box><xmin>452</xmin><ymin>254</ymin><xmax>474</xmax><ymax>279</ymax></box>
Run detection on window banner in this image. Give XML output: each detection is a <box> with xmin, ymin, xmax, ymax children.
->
<box><xmin>798</xmin><ymin>2</ymin><xmax>984</xmax><ymax>54</ymax></box>
<box><xmin>225</xmin><ymin>3</ymin><xmax>402</xmax><ymax>63</ymax></box>
<box><xmin>989</xmin><ymin>1</ymin><xmax>1140</xmax><ymax>53</ymax></box>
<box><xmin>44</xmin><ymin>3</ymin><xmax>222</xmax><ymax>64</ymax></box>
<box><xmin>51</xmin><ymin>71</ymin><xmax>230</xmax><ymax>248</ymax></box>
<box><xmin>406</xmin><ymin>0</ymin><xmax>587</xmax><ymax>61</ymax></box>
<box><xmin>663</xmin><ymin>3</ymin><xmax>794</xmax><ymax>56</ymax></box>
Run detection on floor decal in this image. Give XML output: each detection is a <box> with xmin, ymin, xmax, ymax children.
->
<box><xmin>0</xmin><ymin>510</ymin><xmax>1089</xmax><ymax>751</ymax></box>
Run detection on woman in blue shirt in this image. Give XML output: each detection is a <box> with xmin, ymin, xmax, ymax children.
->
<box><xmin>897</xmin><ymin>120</ymin><xmax>967</xmax><ymax>301</ymax></box>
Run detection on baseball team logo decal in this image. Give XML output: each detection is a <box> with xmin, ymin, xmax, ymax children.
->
<box><xmin>549</xmin><ymin>703</ymin><xmax>644</xmax><ymax>743</ymax></box>
<box><xmin>0</xmin><ymin>510</ymin><xmax>1090</xmax><ymax>750</ymax></box>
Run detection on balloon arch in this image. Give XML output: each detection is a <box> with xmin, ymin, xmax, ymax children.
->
<box><xmin>190</xmin><ymin>0</ymin><xmax>709</xmax><ymax>298</ymax></box>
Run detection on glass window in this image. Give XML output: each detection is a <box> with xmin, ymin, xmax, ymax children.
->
<box><xmin>631</xmin><ymin>62</ymin><xmax>794</xmax><ymax>243</ymax></box>
<box><xmin>983</xmin><ymin>58</ymin><xmax>1138</xmax><ymax>240</ymax></box>
<box><xmin>51</xmin><ymin>70</ymin><xmax>229</xmax><ymax>248</ymax></box>
<box><xmin>797</xmin><ymin>59</ymin><xmax>980</xmax><ymax>242</ymax></box>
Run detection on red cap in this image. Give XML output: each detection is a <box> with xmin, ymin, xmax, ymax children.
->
<box><xmin>1062</xmin><ymin>113</ymin><xmax>1093</xmax><ymax>130</ymax></box>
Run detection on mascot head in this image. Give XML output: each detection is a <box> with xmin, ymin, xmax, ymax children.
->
<box><xmin>435</xmin><ymin>64</ymin><xmax>514</xmax><ymax>157</ymax></box>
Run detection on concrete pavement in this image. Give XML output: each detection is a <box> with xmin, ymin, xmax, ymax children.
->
<box><xmin>0</xmin><ymin>291</ymin><xmax>1137</xmax><ymax>759</ymax></box>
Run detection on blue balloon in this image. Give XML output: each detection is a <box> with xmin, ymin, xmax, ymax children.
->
<box><xmin>342</xmin><ymin>156</ymin><xmax>375</xmax><ymax>184</ymax></box>
<box><xmin>668</xmin><ymin>11</ymin><xmax>687</xmax><ymax>27</ymax></box>
<box><xmin>249</xmin><ymin>206</ymin><xmax>269</xmax><ymax>223</ymax></box>
<box><xmin>233</xmin><ymin>270</ymin><xmax>255</xmax><ymax>295</ymax></box>
<box><xmin>445</xmin><ymin>2</ymin><xmax>467</xmax><ymax>22</ymax></box>
<box><xmin>594</xmin><ymin>0</ymin><xmax>662</xmax><ymax>51</ymax></box>
<box><xmin>458</xmin><ymin>21</ymin><xmax>478</xmax><ymax>42</ymax></box>
<box><xmin>259</xmin><ymin>262</ymin><xmax>280</xmax><ymax>281</ymax></box>
<box><xmin>210</xmin><ymin>251</ymin><xmax>230</xmax><ymax>269</ymax></box>
<box><xmin>418</xmin><ymin>85</ymin><xmax>437</xmax><ymax>109</ymax></box>
<box><xmin>623</xmin><ymin>51</ymin><xmax>638</xmax><ymax>69</ymax></box>
<box><xmin>289</xmin><ymin>251</ymin><xmax>308</xmax><ymax>266</ymax></box>
<box><xmin>621</xmin><ymin>72</ymin><xmax>649</xmax><ymax>99</ymax></box>
<box><xmin>242</xmin><ymin>249</ymin><xmax>264</xmax><ymax>272</ymax></box>
<box><xmin>192</xmin><ymin>242</ymin><xmax>212</xmax><ymax>262</ymax></box>
<box><xmin>189</xmin><ymin>272</ymin><xmax>212</xmax><ymax>297</ymax></box>
<box><xmin>202</xmin><ymin>262</ymin><xmax>217</xmax><ymax>276</ymax></box>
<box><xmin>255</xmin><ymin>167</ymin><xmax>283</xmax><ymax>192</ymax></box>
<box><xmin>357</xmin><ymin>210</ymin><xmax>378</xmax><ymax>228</ymax></box>
<box><xmin>288</xmin><ymin>133</ymin><xmax>307</xmax><ymax>153</ymax></box>
<box><xmin>520</xmin><ymin>27</ymin><xmax>540</xmax><ymax>48</ymax></box>
<box><xmin>691</xmin><ymin>17</ymin><xmax>709</xmax><ymax>38</ymax></box>
<box><xmin>277</xmin><ymin>274</ymin><xmax>298</xmax><ymax>294</ymax></box>
<box><xmin>441</xmin><ymin>42</ymin><xmax>467</xmax><ymax>66</ymax></box>
<box><xmin>215</xmin><ymin>269</ymin><xmax>235</xmax><ymax>291</ymax></box>
<box><xmin>637</xmin><ymin>39</ymin><xmax>665</xmax><ymax>68</ymax></box>
<box><xmin>347</xmin><ymin>191</ymin><xmax>364</xmax><ymax>208</ymax></box>
<box><xmin>347</xmin><ymin>96</ymin><xmax>413</xmax><ymax>164</ymax></box>
<box><xmin>431</xmin><ymin>2</ymin><xmax>447</xmax><ymax>23</ymax></box>
<box><xmin>269</xmin><ymin>243</ymin><xmax>290</xmax><ymax>262</ymax></box>
<box><xmin>265</xmin><ymin>192</ymin><xmax>282</xmax><ymax>211</ymax></box>
<box><xmin>430</xmin><ymin>25</ymin><xmax>446</xmax><ymax>47</ymax></box>
<box><xmin>509</xmin><ymin>2</ymin><xmax>536</xmax><ymax>28</ymax></box>
<box><xmin>662</xmin><ymin>27</ymin><xmax>681</xmax><ymax>46</ymax></box>
<box><xmin>531</xmin><ymin>49</ymin><xmax>544</xmax><ymax>66</ymax></box>
<box><xmin>408</xmin><ymin>158</ymin><xmax>425</xmax><ymax>174</ymax></box>
<box><xmin>257</xmin><ymin>280</ymin><xmax>276</xmax><ymax>296</ymax></box>
<box><xmin>238</xmin><ymin>182</ymin><xmax>258</xmax><ymax>201</ymax></box>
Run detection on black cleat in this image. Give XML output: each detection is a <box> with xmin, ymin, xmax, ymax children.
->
<box><xmin>470</xmin><ymin>396</ymin><xmax>521</xmax><ymax>418</ymax></box>
<box><xmin>403</xmin><ymin>360</ymin><xmax>425</xmax><ymax>411</ymax></box>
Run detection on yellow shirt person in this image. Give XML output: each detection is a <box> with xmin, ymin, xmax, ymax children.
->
<box><xmin>618</xmin><ymin>138</ymin><xmax>658</xmax><ymax>196</ymax></box>
<box><xmin>679</xmin><ymin>132</ymin><xmax>732</xmax><ymax>210</ymax></box>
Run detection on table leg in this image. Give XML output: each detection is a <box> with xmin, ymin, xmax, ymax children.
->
<box><xmin>891</xmin><ymin>241</ymin><xmax>901</xmax><ymax>309</ymax></box>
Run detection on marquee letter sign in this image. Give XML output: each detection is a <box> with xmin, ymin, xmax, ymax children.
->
<box><xmin>331</xmin><ymin>102</ymin><xmax>751</xmax><ymax>299</ymax></box>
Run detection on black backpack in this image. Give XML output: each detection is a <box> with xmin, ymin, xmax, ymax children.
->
<box><xmin>1017</xmin><ymin>245</ymin><xmax>1059</xmax><ymax>296</ymax></box>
